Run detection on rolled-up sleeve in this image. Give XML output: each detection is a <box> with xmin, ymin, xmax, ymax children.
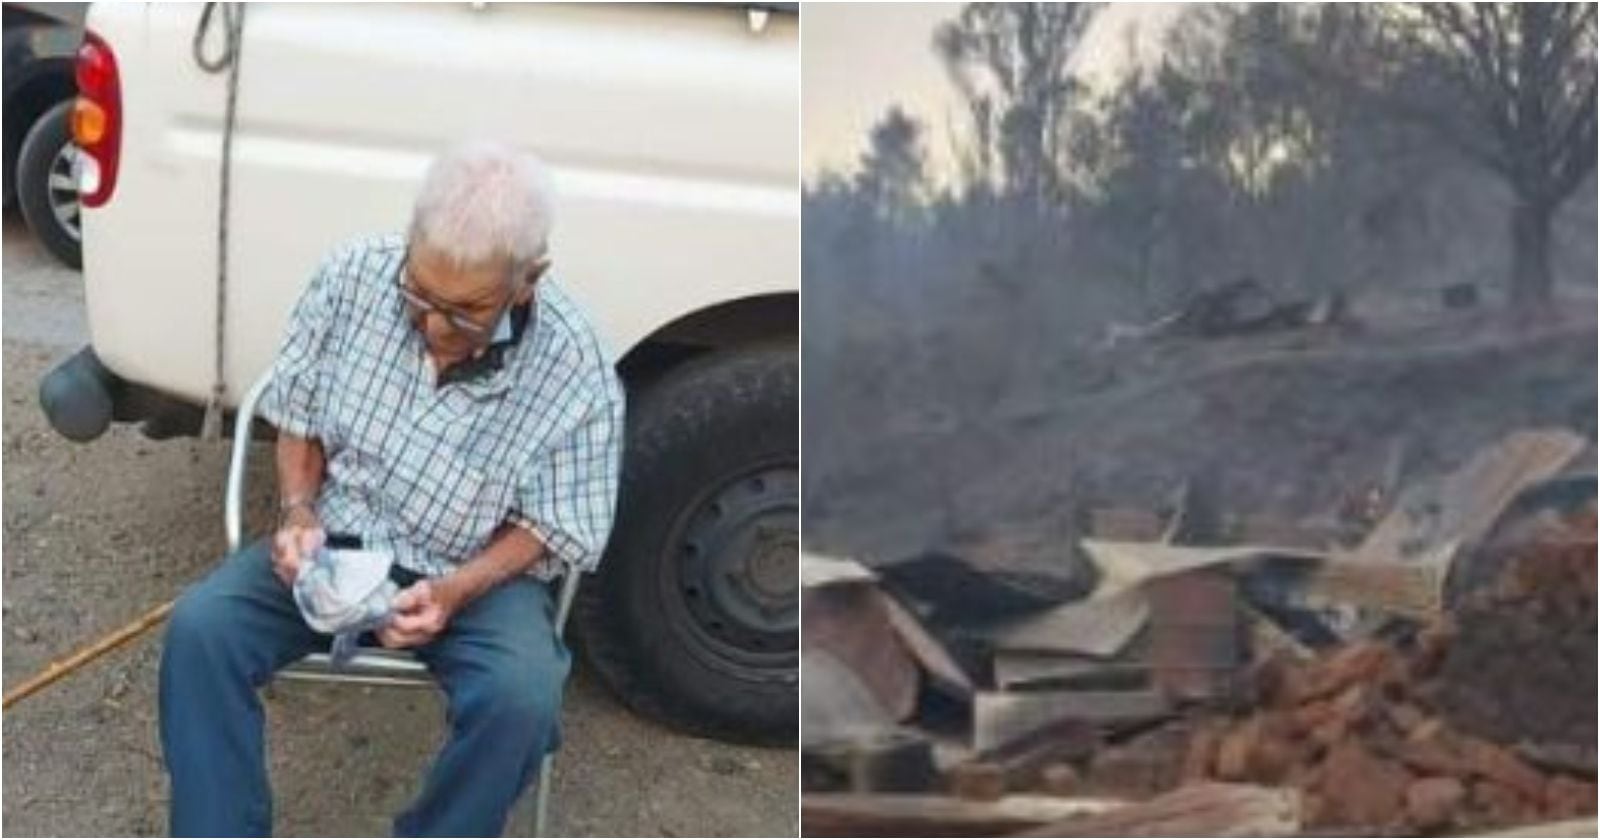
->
<box><xmin>257</xmin><ymin>251</ymin><xmax>344</xmax><ymax>439</ymax></box>
<box><xmin>510</xmin><ymin>374</ymin><xmax>625</xmax><ymax>574</ymax></box>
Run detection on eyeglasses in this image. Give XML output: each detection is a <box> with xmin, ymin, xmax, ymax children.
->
<box><xmin>395</xmin><ymin>252</ymin><xmax>536</xmax><ymax>340</ymax></box>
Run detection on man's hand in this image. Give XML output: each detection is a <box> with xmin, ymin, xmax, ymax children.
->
<box><xmin>374</xmin><ymin>526</ymin><xmax>541</xmax><ymax>648</ymax></box>
<box><xmin>271</xmin><ymin>505</ymin><xmax>325</xmax><ymax>587</ymax></box>
<box><xmin>378</xmin><ymin>578</ymin><xmax>461</xmax><ymax>649</ymax></box>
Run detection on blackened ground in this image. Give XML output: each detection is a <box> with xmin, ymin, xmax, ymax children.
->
<box><xmin>805</xmin><ymin>307</ymin><xmax>1597</xmax><ymax>581</ymax></box>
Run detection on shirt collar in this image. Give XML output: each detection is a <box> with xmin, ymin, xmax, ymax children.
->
<box><xmin>489</xmin><ymin>306</ymin><xmax>515</xmax><ymax>344</ymax></box>
<box><xmin>435</xmin><ymin>299</ymin><xmax>533</xmax><ymax>389</ymax></box>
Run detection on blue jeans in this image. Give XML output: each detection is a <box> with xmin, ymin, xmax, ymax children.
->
<box><xmin>159</xmin><ymin>540</ymin><xmax>571</xmax><ymax>837</ymax></box>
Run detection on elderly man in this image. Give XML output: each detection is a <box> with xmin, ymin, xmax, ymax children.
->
<box><xmin>158</xmin><ymin>143</ymin><xmax>624</xmax><ymax>837</ymax></box>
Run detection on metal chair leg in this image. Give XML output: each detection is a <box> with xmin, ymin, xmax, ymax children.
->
<box><xmin>532</xmin><ymin>752</ymin><xmax>555</xmax><ymax>836</ymax></box>
<box><xmin>531</xmin><ymin>570</ymin><xmax>580</xmax><ymax>836</ymax></box>
<box><xmin>531</xmin><ymin>566</ymin><xmax>582</xmax><ymax>832</ymax></box>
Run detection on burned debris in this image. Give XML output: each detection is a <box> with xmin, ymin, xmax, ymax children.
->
<box><xmin>802</xmin><ymin>430</ymin><xmax>1596</xmax><ymax>836</ymax></box>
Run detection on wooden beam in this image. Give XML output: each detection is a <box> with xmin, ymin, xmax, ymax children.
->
<box><xmin>802</xmin><ymin>793</ymin><xmax>1122</xmax><ymax>837</ymax></box>
<box><xmin>1015</xmin><ymin>783</ymin><xmax>1300</xmax><ymax>837</ymax></box>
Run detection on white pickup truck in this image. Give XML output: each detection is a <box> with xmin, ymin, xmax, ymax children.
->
<box><xmin>39</xmin><ymin>2</ymin><xmax>798</xmax><ymax>741</ymax></box>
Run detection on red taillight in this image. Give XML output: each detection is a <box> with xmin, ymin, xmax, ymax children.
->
<box><xmin>74</xmin><ymin>32</ymin><xmax>121</xmax><ymax>208</ymax></box>
<box><xmin>75</xmin><ymin>39</ymin><xmax>114</xmax><ymax>98</ymax></box>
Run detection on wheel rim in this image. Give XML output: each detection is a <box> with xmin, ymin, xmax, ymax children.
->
<box><xmin>662</xmin><ymin>463</ymin><xmax>798</xmax><ymax>669</ymax></box>
<box><xmin>49</xmin><ymin>142</ymin><xmax>82</xmax><ymax>242</ymax></box>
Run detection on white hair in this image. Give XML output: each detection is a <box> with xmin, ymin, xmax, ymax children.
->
<box><xmin>409</xmin><ymin>141</ymin><xmax>555</xmax><ymax>270</ymax></box>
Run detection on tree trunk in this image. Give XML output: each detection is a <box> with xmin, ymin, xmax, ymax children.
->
<box><xmin>1508</xmin><ymin>198</ymin><xmax>1554</xmax><ymax>308</ymax></box>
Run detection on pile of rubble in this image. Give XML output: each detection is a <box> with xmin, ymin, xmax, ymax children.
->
<box><xmin>1180</xmin><ymin>540</ymin><xmax>1596</xmax><ymax>833</ymax></box>
<box><xmin>803</xmin><ymin>430</ymin><xmax>1597</xmax><ymax>837</ymax></box>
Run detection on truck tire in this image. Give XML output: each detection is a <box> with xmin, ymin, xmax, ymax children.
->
<box><xmin>576</xmin><ymin>345</ymin><xmax>797</xmax><ymax>743</ymax></box>
<box><xmin>17</xmin><ymin>101</ymin><xmax>83</xmax><ymax>270</ymax></box>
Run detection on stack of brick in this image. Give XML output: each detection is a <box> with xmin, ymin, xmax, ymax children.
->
<box><xmin>1178</xmin><ymin>643</ymin><xmax>1588</xmax><ymax>832</ymax></box>
<box><xmin>1174</xmin><ymin>534</ymin><xmax>1598</xmax><ymax>833</ymax></box>
<box><xmin>1052</xmin><ymin>529</ymin><xmax>1596</xmax><ymax>833</ymax></box>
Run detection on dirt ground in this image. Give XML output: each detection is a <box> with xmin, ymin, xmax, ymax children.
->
<box><xmin>0</xmin><ymin>214</ymin><xmax>797</xmax><ymax>837</ymax></box>
<box><xmin>805</xmin><ymin>301</ymin><xmax>1598</xmax><ymax>578</ymax></box>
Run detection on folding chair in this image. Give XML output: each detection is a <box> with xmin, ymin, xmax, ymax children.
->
<box><xmin>223</xmin><ymin>371</ymin><xmax>579</xmax><ymax>836</ymax></box>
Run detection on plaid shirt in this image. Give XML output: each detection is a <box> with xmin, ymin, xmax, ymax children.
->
<box><xmin>258</xmin><ymin>233</ymin><xmax>625</xmax><ymax>578</ymax></box>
